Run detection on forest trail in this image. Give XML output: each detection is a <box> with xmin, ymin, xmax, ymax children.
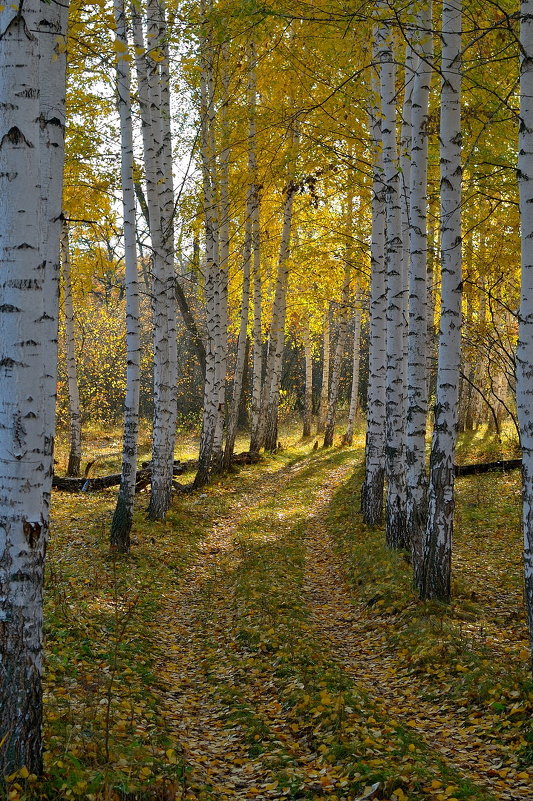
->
<box><xmin>151</xmin><ymin>445</ymin><xmax>531</xmax><ymax>801</ymax></box>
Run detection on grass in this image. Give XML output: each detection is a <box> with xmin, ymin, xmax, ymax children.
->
<box><xmin>4</xmin><ymin>419</ymin><xmax>532</xmax><ymax>800</ymax></box>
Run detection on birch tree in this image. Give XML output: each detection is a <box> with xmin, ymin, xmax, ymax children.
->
<box><xmin>343</xmin><ymin>291</ymin><xmax>362</xmax><ymax>447</ymax></box>
<box><xmin>0</xmin><ymin>0</ymin><xmax>67</xmax><ymax>773</ymax></box>
<box><xmin>316</xmin><ymin>309</ymin><xmax>330</xmax><ymax>435</ymax></box>
<box><xmin>361</xmin><ymin>41</ymin><xmax>387</xmax><ymax>527</ymax></box>
<box><xmin>60</xmin><ymin>222</ymin><xmax>82</xmax><ymax>477</ymax></box>
<box><xmin>303</xmin><ymin>319</ymin><xmax>313</xmax><ymax>438</ymax></box>
<box><xmin>406</xmin><ymin>2</ymin><xmax>433</xmax><ymax>582</ymax></box>
<box><xmin>517</xmin><ymin>0</ymin><xmax>533</xmax><ymax>665</ymax></box>
<box><xmin>379</xmin><ymin>16</ymin><xmax>408</xmax><ymax>548</ymax></box>
<box><xmin>420</xmin><ymin>0</ymin><xmax>462</xmax><ymax>602</ymax></box>
<box><xmin>110</xmin><ymin>0</ymin><xmax>141</xmax><ymax>552</ymax></box>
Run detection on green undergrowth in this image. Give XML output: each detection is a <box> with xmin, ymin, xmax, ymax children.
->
<box><xmin>329</xmin><ymin>441</ymin><xmax>533</xmax><ymax>786</ymax></box>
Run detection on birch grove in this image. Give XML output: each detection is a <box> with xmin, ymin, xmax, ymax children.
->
<box><xmin>5</xmin><ymin>0</ymin><xmax>533</xmax><ymax>779</ymax></box>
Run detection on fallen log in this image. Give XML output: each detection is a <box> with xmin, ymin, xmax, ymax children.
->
<box><xmin>455</xmin><ymin>458</ymin><xmax>522</xmax><ymax>477</ymax></box>
<box><xmin>52</xmin><ymin>452</ymin><xmax>262</xmax><ymax>493</ymax></box>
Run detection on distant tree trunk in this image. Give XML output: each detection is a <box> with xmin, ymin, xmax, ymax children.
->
<box><xmin>379</xmin><ymin>16</ymin><xmax>408</xmax><ymax>548</ymax></box>
<box><xmin>247</xmin><ymin>41</ymin><xmax>264</xmax><ymax>455</ymax></box>
<box><xmin>194</xmin><ymin>0</ymin><xmax>222</xmax><ymax>487</ymax></box>
<box><xmin>224</xmin><ymin>229</ymin><xmax>251</xmax><ymax>468</ymax></box>
<box><xmin>420</xmin><ymin>0</ymin><xmax>462</xmax><ymax>602</ymax></box>
<box><xmin>110</xmin><ymin>0</ymin><xmax>141</xmax><ymax>553</ymax></box>
<box><xmin>517</xmin><ymin>0</ymin><xmax>533</xmax><ymax>668</ymax></box>
<box><xmin>406</xmin><ymin>1</ymin><xmax>433</xmax><ymax>585</ymax></box>
<box><xmin>212</xmin><ymin>42</ymin><xmax>231</xmax><ymax>468</ymax></box>
<box><xmin>303</xmin><ymin>319</ymin><xmax>313</xmax><ymax>438</ymax></box>
<box><xmin>60</xmin><ymin>222</ymin><xmax>82</xmax><ymax>478</ymax></box>
<box><xmin>344</xmin><ymin>292</ymin><xmax>362</xmax><ymax>446</ymax></box>
<box><xmin>361</xmin><ymin>37</ymin><xmax>387</xmax><ymax>527</ymax></box>
<box><xmin>324</xmin><ymin>257</ymin><xmax>351</xmax><ymax>448</ymax></box>
<box><xmin>263</xmin><ymin>178</ymin><xmax>296</xmax><ymax>452</ymax></box>
<box><xmin>316</xmin><ymin>309</ymin><xmax>331</xmax><ymax>434</ymax></box>
<box><xmin>0</xmin><ymin>0</ymin><xmax>66</xmax><ymax>775</ymax></box>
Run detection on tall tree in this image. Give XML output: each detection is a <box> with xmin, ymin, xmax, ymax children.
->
<box><xmin>406</xmin><ymin>1</ymin><xmax>433</xmax><ymax>583</ymax></box>
<box><xmin>0</xmin><ymin>0</ymin><xmax>68</xmax><ymax>773</ymax></box>
<box><xmin>379</xmin><ymin>14</ymin><xmax>408</xmax><ymax>548</ymax></box>
<box><xmin>61</xmin><ymin>221</ymin><xmax>82</xmax><ymax>477</ymax></box>
<box><xmin>110</xmin><ymin>0</ymin><xmax>141</xmax><ymax>552</ymax></box>
<box><xmin>361</xmin><ymin>36</ymin><xmax>387</xmax><ymax>527</ymax></box>
<box><xmin>517</xmin><ymin>0</ymin><xmax>533</xmax><ymax>667</ymax></box>
<box><xmin>420</xmin><ymin>0</ymin><xmax>462</xmax><ymax>602</ymax></box>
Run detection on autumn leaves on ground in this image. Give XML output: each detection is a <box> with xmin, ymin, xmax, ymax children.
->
<box><xmin>11</xmin><ymin>426</ymin><xmax>532</xmax><ymax>801</ymax></box>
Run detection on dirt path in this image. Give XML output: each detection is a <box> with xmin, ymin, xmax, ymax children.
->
<box><xmin>149</xmin><ymin>448</ymin><xmax>532</xmax><ymax>801</ymax></box>
<box><xmin>154</xmin><ymin>453</ymin><xmax>334</xmax><ymax>800</ymax></box>
<box><xmin>304</xmin><ymin>498</ymin><xmax>533</xmax><ymax>801</ymax></box>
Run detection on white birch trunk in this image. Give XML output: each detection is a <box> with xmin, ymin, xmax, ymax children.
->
<box><xmin>195</xmin><ymin>0</ymin><xmax>222</xmax><ymax>487</ymax></box>
<box><xmin>263</xmin><ymin>182</ymin><xmax>295</xmax><ymax>452</ymax></box>
<box><xmin>133</xmin><ymin>2</ymin><xmax>174</xmax><ymax>517</ymax></box>
<box><xmin>38</xmin><ymin>0</ymin><xmax>68</xmax><ymax>479</ymax></box>
<box><xmin>517</xmin><ymin>0</ymin><xmax>533</xmax><ymax>666</ymax></box>
<box><xmin>379</xmin><ymin>19</ymin><xmax>408</xmax><ymax>548</ymax></box>
<box><xmin>60</xmin><ymin>222</ymin><xmax>82</xmax><ymax>478</ymax></box>
<box><xmin>316</xmin><ymin>310</ymin><xmax>331</xmax><ymax>435</ymax></box>
<box><xmin>212</xmin><ymin>43</ymin><xmax>231</xmax><ymax>466</ymax></box>
<box><xmin>247</xmin><ymin>42</ymin><xmax>263</xmax><ymax>454</ymax></box>
<box><xmin>303</xmin><ymin>319</ymin><xmax>313</xmax><ymax>438</ymax></box>
<box><xmin>361</xmin><ymin>41</ymin><xmax>387</xmax><ymax>527</ymax></box>
<box><xmin>110</xmin><ymin>0</ymin><xmax>141</xmax><ymax>552</ymax></box>
<box><xmin>323</xmin><ymin>257</ymin><xmax>351</xmax><ymax>448</ymax></box>
<box><xmin>223</xmin><ymin>231</ymin><xmax>251</xmax><ymax>468</ymax></box>
<box><xmin>420</xmin><ymin>0</ymin><xmax>462</xmax><ymax>602</ymax></box>
<box><xmin>406</xmin><ymin>2</ymin><xmax>433</xmax><ymax>584</ymax></box>
<box><xmin>344</xmin><ymin>292</ymin><xmax>362</xmax><ymax>446</ymax></box>
<box><xmin>0</xmin><ymin>0</ymin><xmax>53</xmax><ymax>775</ymax></box>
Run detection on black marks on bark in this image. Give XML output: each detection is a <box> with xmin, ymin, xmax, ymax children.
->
<box><xmin>0</xmin><ymin>127</ymin><xmax>34</xmax><ymax>149</ymax></box>
<box><xmin>23</xmin><ymin>520</ymin><xmax>42</xmax><ymax>548</ymax></box>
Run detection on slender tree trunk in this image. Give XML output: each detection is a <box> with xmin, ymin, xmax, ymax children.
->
<box><xmin>407</xmin><ymin>2</ymin><xmax>433</xmax><ymax>586</ymax></box>
<box><xmin>344</xmin><ymin>292</ymin><xmax>362</xmax><ymax>446</ymax></box>
<box><xmin>316</xmin><ymin>310</ymin><xmax>331</xmax><ymax>434</ymax></box>
<box><xmin>60</xmin><ymin>222</ymin><xmax>82</xmax><ymax>478</ymax></box>
<box><xmin>212</xmin><ymin>42</ymin><xmax>231</xmax><ymax>468</ymax></box>
<box><xmin>420</xmin><ymin>0</ymin><xmax>462</xmax><ymax>602</ymax></box>
<box><xmin>517</xmin><ymin>0</ymin><xmax>533</xmax><ymax>669</ymax></box>
<box><xmin>0</xmin><ymin>0</ymin><xmax>65</xmax><ymax>774</ymax></box>
<box><xmin>361</xmin><ymin>39</ymin><xmax>387</xmax><ymax>527</ymax></box>
<box><xmin>223</xmin><ymin>232</ymin><xmax>251</xmax><ymax>468</ymax></box>
<box><xmin>303</xmin><ymin>319</ymin><xmax>313</xmax><ymax>438</ymax></box>
<box><xmin>248</xmin><ymin>43</ymin><xmax>263</xmax><ymax>454</ymax></box>
<box><xmin>379</xmin><ymin>17</ymin><xmax>408</xmax><ymax>548</ymax></box>
<box><xmin>263</xmin><ymin>180</ymin><xmax>296</xmax><ymax>452</ymax></box>
<box><xmin>110</xmin><ymin>0</ymin><xmax>141</xmax><ymax>552</ymax></box>
<box><xmin>38</xmin><ymin>0</ymin><xmax>69</xmax><ymax>485</ymax></box>
<box><xmin>323</xmin><ymin>256</ymin><xmax>351</xmax><ymax>448</ymax></box>
<box><xmin>194</xmin><ymin>0</ymin><xmax>222</xmax><ymax>487</ymax></box>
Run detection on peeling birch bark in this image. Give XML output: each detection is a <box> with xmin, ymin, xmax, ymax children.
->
<box><xmin>110</xmin><ymin>0</ymin><xmax>141</xmax><ymax>552</ymax></box>
<box><xmin>517</xmin><ymin>0</ymin><xmax>533</xmax><ymax>667</ymax></box>
<box><xmin>421</xmin><ymin>0</ymin><xmax>462</xmax><ymax>602</ymax></box>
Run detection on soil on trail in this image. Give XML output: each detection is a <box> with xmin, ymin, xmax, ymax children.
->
<box><xmin>153</xmin><ymin>447</ymin><xmax>531</xmax><ymax>801</ymax></box>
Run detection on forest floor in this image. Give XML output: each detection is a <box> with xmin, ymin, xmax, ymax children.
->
<box><xmin>9</xmin><ymin>426</ymin><xmax>533</xmax><ymax>801</ymax></box>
